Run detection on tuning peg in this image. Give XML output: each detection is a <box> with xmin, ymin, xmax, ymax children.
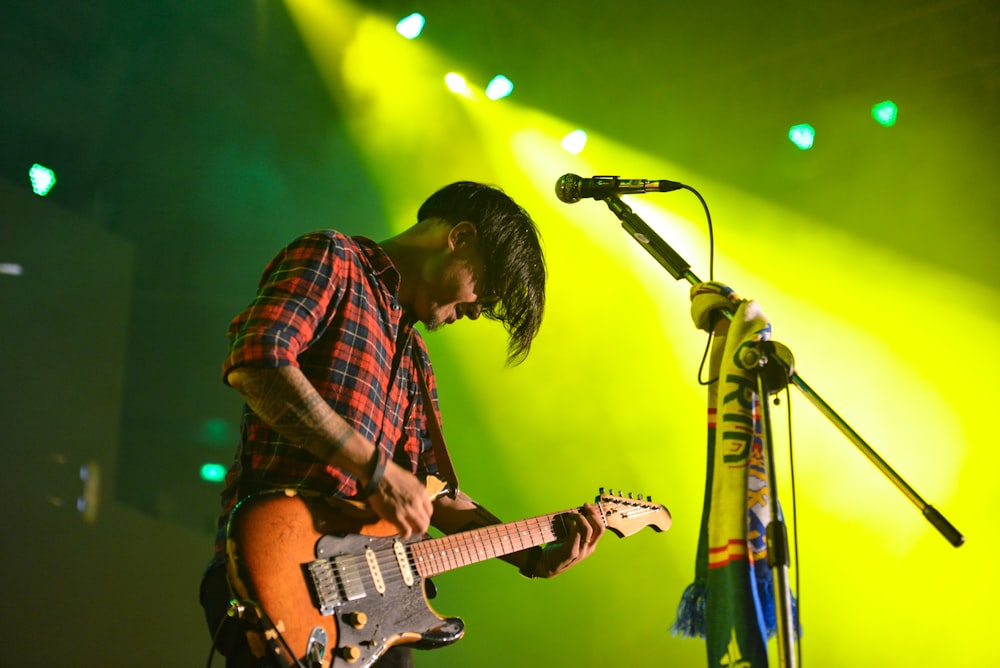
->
<box><xmin>599</xmin><ymin>487</ymin><xmax>605</xmax><ymax>495</ymax></box>
<box><xmin>628</xmin><ymin>492</ymin><xmax>634</xmax><ymax>499</ymax></box>
<box><xmin>646</xmin><ymin>495</ymin><xmax>652</xmax><ymax>502</ymax></box>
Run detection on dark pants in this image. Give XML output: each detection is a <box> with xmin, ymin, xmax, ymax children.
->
<box><xmin>200</xmin><ymin>564</ymin><xmax>413</xmax><ymax>667</ymax></box>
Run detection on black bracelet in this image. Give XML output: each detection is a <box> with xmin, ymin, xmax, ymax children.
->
<box><xmin>355</xmin><ymin>449</ymin><xmax>387</xmax><ymax>500</ymax></box>
<box><xmin>519</xmin><ymin>546</ymin><xmax>544</xmax><ymax>579</ymax></box>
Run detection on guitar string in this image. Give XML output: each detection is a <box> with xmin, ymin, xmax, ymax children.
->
<box><xmin>325</xmin><ymin>502</ymin><xmax>661</xmax><ymax>582</ymax></box>
<box><xmin>410</xmin><ymin>517</ymin><xmax>559</xmax><ymax>575</ymax></box>
<box><xmin>323</xmin><ymin>519</ymin><xmax>560</xmax><ymax>592</ymax></box>
<box><xmin>316</xmin><ymin>513</ymin><xmax>566</xmax><ymax>596</ymax></box>
<box><xmin>315</xmin><ymin>503</ymin><xmax>661</xmax><ymax>595</ymax></box>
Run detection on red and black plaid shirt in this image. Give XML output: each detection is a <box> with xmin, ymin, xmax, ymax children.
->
<box><xmin>212</xmin><ymin>230</ymin><xmax>440</xmax><ymax>561</ymax></box>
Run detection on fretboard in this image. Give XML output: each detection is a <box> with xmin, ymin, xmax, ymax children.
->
<box><xmin>409</xmin><ymin>508</ymin><xmax>579</xmax><ymax>577</ymax></box>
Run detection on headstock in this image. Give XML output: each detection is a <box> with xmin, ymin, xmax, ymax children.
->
<box><xmin>596</xmin><ymin>488</ymin><xmax>672</xmax><ymax>537</ymax></box>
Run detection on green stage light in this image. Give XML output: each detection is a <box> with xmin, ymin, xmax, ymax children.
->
<box><xmin>485</xmin><ymin>75</ymin><xmax>513</xmax><ymax>100</ymax></box>
<box><xmin>201</xmin><ymin>417</ymin><xmax>231</xmax><ymax>445</ymax></box>
<box><xmin>788</xmin><ymin>123</ymin><xmax>815</xmax><ymax>150</ymax></box>
<box><xmin>872</xmin><ymin>100</ymin><xmax>898</xmax><ymax>127</ymax></box>
<box><xmin>29</xmin><ymin>163</ymin><xmax>56</xmax><ymax>196</ymax></box>
<box><xmin>396</xmin><ymin>13</ymin><xmax>424</xmax><ymax>39</ymax></box>
<box><xmin>200</xmin><ymin>462</ymin><xmax>227</xmax><ymax>482</ymax></box>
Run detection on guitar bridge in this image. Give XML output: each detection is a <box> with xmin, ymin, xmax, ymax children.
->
<box><xmin>307</xmin><ymin>555</ymin><xmax>366</xmax><ymax>616</ymax></box>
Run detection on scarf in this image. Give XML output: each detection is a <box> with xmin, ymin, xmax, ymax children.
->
<box><xmin>672</xmin><ymin>281</ymin><xmax>777</xmax><ymax>667</ymax></box>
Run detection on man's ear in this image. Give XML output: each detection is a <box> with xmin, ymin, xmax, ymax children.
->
<box><xmin>448</xmin><ymin>221</ymin><xmax>478</xmax><ymax>250</ymax></box>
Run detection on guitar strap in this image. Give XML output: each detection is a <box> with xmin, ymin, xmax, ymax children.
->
<box><xmin>413</xmin><ymin>348</ymin><xmax>460</xmax><ymax>498</ymax></box>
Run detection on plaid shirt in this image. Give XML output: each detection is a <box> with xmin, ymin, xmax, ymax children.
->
<box><xmin>212</xmin><ymin>230</ymin><xmax>439</xmax><ymax>561</ymax></box>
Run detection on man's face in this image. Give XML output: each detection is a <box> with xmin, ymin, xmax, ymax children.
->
<box><xmin>419</xmin><ymin>224</ymin><xmax>496</xmax><ymax>331</ymax></box>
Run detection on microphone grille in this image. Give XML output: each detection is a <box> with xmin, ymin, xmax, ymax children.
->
<box><xmin>555</xmin><ymin>173</ymin><xmax>582</xmax><ymax>204</ymax></box>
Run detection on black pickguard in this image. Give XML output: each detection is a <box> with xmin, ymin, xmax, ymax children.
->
<box><xmin>311</xmin><ymin>532</ymin><xmax>464</xmax><ymax>667</ymax></box>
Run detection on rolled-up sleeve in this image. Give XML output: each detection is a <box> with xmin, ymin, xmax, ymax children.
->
<box><xmin>223</xmin><ymin>231</ymin><xmax>344</xmax><ymax>382</ymax></box>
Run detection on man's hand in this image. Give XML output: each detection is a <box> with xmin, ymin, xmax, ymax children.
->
<box><xmin>366</xmin><ymin>462</ymin><xmax>434</xmax><ymax>539</ymax></box>
<box><xmin>533</xmin><ymin>503</ymin><xmax>606</xmax><ymax>578</ymax></box>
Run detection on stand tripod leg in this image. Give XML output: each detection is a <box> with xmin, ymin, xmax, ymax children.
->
<box><xmin>789</xmin><ymin>373</ymin><xmax>964</xmax><ymax>547</ymax></box>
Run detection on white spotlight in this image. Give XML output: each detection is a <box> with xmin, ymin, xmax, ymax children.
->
<box><xmin>445</xmin><ymin>72</ymin><xmax>471</xmax><ymax>96</ymax></box>
<box><xmin>561</xmin><ymin>129</ymin><xmax>588</xmax><ymax>154</ymax></box>
<box><xmin>485</xmin><ymin>75</ymin><xmax>514</xmax><ymax>100</ymax></box>
<box><xmin>396</xmin><ymin>13</ymin><xmax>425</xmax><ymax>39</ymax></box>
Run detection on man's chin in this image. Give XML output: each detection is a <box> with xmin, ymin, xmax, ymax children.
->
<box><xmin>422</xmin><ymin>308</ymin><xmax>456</xmax><ymax>331</ymax></box>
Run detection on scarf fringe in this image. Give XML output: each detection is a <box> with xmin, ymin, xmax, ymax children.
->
<box><xmin>670</xmin><ymin>579</ymin><xmax>707</xmax><ymax>639</ymax></box>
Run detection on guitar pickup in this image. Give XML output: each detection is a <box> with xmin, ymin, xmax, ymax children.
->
<box><xmin>307</xmin><ymin>555</ymin><xmax>366</xmax><ymax>616</ymax></box>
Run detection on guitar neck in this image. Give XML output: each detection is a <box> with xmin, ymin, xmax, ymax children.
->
<box><xmin>410</xmin><ymin>507</ymin><xmax>580</xmax><ymax>578</ymax></box>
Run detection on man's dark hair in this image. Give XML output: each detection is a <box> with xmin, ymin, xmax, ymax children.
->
<box><xmin>418</xmin><ymin>181</ymin><xmax>545</xmax><ymax>365</ymax></box>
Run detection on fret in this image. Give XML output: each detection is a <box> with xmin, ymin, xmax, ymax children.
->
<box><xmin>411</xmin><ymin>509</ymin><xmax>578</xmax><ymax>577</ymax></box>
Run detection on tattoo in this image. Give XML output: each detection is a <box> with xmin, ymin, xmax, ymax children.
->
<box><xmin>236</xmin><ymin>367</ymin><xmax>352</xmax><ymax>463</ymax></box>
<box><xmin>457</xmin><ymin>504</ymin><xmax>503</xmax><ymax>532</ymax></box>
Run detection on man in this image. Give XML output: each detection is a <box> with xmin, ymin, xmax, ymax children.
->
<box><xmin>201</xmin><ymin>181</ymin><xmax>605</xmax><ymax>667</ymax></box>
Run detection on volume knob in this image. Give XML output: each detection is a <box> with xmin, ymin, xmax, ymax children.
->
<box><xmin>346</xmin><ymin>611</ymin><xmax>368</xmax><ymax>629</ymax></box>
<box><xmin>340</xmin><ymin>645</ymin><xmax>361</xmax><ymax>663</ymax></box>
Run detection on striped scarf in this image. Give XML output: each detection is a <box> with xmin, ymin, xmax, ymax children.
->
<box><xmin>672</xmin><ymin>282</ymin><xmax>776</xmax><ymax>667</ymax></box>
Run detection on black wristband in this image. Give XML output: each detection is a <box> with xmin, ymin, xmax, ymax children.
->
<box><xmin>518</xmin><ymin>546</ymin><xmax>544</xmax><ymax>579</ymax></box>
<box><xmin>355</xmin><ymin>448</ymin><xmax>387</xmax><ymax>500</ymax></box>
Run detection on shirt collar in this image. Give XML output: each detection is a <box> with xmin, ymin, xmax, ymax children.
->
<box><xmin>353</xmin><ymin>235</ymin><xmax>402</xmax><ymax>297</ymax></box>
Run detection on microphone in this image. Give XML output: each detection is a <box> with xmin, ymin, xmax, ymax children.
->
<box><xmin>555</xmin><ymin>173</ymin><xmax>683</xmax><ymax>203</ymax></box>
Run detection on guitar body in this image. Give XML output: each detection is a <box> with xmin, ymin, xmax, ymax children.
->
<box><xmin>226</xmin><ymin>490</ymin><xmax>463</xmax><ymax>668</ymax></box>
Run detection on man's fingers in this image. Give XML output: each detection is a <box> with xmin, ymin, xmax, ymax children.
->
<box><xmin>368</xmin><ymin>464</ymin><xmax>433</xmax><ymax>539</ymax></box>
<box><xmin>578</xmin><ymin>504</ymin><xmax>605</xmax><ymax>547</ymax></box>
<box><xmin>396</xmin><ymin>495</ymin><xmax>433</xmax><ymax>539</ymax></box>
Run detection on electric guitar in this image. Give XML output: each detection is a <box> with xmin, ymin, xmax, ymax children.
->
<box><xmin>225</xmin><ymin>482</ymin><xmax>671</xmax><ymax>668</ymax></box>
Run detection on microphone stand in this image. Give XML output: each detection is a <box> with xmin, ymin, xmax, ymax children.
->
<box><xmin>598</xmin><ymin>194</ymin><xmax>965</xmax><ymax>667</ymax></box>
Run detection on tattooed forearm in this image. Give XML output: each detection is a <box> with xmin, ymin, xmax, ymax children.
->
<box><xmin>460</xmin><ymin>504</ymin><xmax>505</xmax><ymax>532</ymax></box>
<box><xmin>229</xmin><ymin>366</ymin><xmax>356</xmax><ymax>466</ymax></box>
